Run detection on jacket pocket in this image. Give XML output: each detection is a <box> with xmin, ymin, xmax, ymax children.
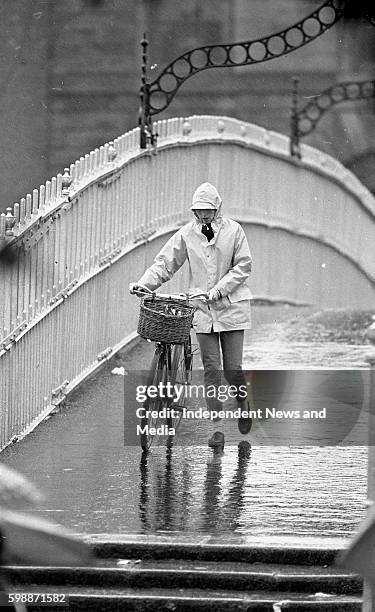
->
<box><xmin>215</xmin><ymin>296</ymin><xmax>230</xmax><ymax>311</ymax></box>
<box><xmin>228</xmin><ymin>284</ymin><xmax>252</xmax><ymax>303</ymax></box>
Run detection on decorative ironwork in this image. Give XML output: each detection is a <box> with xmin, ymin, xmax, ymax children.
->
<box><xmin>139</xmin><ymin>34</ymin><xmax>150</xmax><ymax>150</ymax></box>
<box><xmin>61</xmin><ymin>168</ymin><xmax>72</xmax><ymax>196</ymax></box>
<box><xmin>107</xmin><ymin>141</ymin><xmax>117</xmax><ymax>163</ymax></box>
<box><xmin>290</xmin><ymin>78</ymin><xmax>375</xmax><ymax>156</ymax></box>
<box><xmin>139</xmin><ymin>0</ymin><xmax>346</xmax><ymax>147</ymax></box>
<box><xmin>290</xmin><ymin>77</ymin><xmax>302</xmax><ymax>159</ymax></box>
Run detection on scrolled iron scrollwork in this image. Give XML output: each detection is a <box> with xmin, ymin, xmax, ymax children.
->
<box><xmin>299</xmin><ymin>79</ymin><xmax>375</xmax><ymax>135</ymax></box>
<box><xmin>291</xmin><ymin>78</ymin><xmax>375</xmax><ymax>157</ymax></box>
<box><xmin>139</xmin><ymin>0</ymin><xmax>346</xmax><ymax>147</ymax></box>
<box><xmin>148</xmin><ymin>0</ymin><xmax>344</xmax><ymax>117</ymax></box>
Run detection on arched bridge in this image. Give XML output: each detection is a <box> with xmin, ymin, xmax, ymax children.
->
<box><xmin>0</xmin><ymin>115</ymin><xmax>374</xmax><ymax>450</ymax></box>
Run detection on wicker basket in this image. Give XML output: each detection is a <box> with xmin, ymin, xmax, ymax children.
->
<box><xmin>137</xmin><ymin>297</ymin><xmax>195</xmax><ymax>343</ymax></box>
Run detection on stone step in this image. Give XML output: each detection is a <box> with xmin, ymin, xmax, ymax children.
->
<box><xmin>3</xmin><ymin>537</ymin><xmax>362</xmax><ymax>610</ymax></box>
<box><xmin>4</xmin><ymin>559</ymin><xmax>361</xmax><ymax>595</ymax></box>
<box><xmin>89</xmin><ymin>535</ymin><xmax>344</xmax><ymax>566</ymax></box>
<box><xmin>1</xmin><ymin>585</ymin><xmax>363</xmax><ymax>612</ymax></box>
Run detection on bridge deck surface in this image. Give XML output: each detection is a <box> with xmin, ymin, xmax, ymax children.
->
<box><xmin>0</xmin><ymin>306</ymin><xmax>369</xmax><ymax>541</ymax></box>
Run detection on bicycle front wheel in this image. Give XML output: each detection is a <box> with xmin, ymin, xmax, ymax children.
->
<box><xmin>140</xmin><ymin>347</ymin><xmax>167</xmax><ymax>452</ymax></box>
<box><xmin>166</xmin><ymin>338</ymin><xmax>193</xmax><ymax>431</ymax></box>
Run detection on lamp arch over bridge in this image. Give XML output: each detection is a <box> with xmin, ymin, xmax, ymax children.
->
<box><xmin>139</xmin><ymin>0</ymin><xmax>348</xmax><ymax>147</ymax></box>
<box><xmin>296</xmin><ymin>79</ymin><xmax>375</xmax><ymax>138</ymax></box>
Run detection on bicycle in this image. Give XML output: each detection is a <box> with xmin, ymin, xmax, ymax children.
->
<box><xmin>130</xmin><ymin>285</ymin><xmax>207</xmax><ymax>452</ymax></box>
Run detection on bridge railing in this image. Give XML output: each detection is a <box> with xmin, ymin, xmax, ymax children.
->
<box><xmin>0</xmin><ymin>115</ymin><xmax>374</xmax><ymax>450</ymax></box>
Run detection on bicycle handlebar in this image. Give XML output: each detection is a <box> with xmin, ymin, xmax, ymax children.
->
<box><xmin>130</xmin><ymin>284</ymin><xmax>207</xmax><ymax>302</ymax></box>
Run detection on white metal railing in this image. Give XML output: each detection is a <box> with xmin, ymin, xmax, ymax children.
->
<box><xmin>0</xmin><ymin>115</ymin><xmax>374</xmax><ymax>449</ymax></box>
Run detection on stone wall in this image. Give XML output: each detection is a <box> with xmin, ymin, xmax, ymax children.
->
<box><xmin>1</xmin><ymin>0</ymin><xmax>374</xmax><ymax>207</ymax></box>
<box><xmin>0</xmin><ymin>0</ymin><xmax>49</xmax><ymax>206</ymax></box>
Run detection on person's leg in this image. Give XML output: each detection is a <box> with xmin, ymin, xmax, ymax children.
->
<box><xmin>196</xmin><ymin>332</ymin><xmax>225</xmax><ymax>447</ymax></box>
<box><xmin>220</xmin><ymin>329</ymin><xmax>244</xmax><ymax>376</ymax></box>
<box><xmin>196</xmin><ymin>331</ymin><xmax>223</xmax><ymax>410</ymax></box>
<box><xmin>220</xmin><ymin>330</ymin><xmax>252</xmax><ymax>434</ymax></box>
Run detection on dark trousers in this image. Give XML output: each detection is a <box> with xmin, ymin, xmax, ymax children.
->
<box><xmin>196</xmin><ymin>330</ymin><xmax>247</xmax><ymax>414</ymax></box>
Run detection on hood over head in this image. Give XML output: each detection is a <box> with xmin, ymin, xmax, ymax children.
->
<box><xmin>191</xmin><ymin>183</ymin><xmax>223</xmax><ymax>225</ymax></box>
<box><xmin>191</xmin><ymin>182</ymin><xmax>222</xmax><ymax>211</ymax></box>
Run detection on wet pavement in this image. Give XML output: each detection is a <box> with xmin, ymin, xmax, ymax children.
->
<box><xmin>0</xmin><ymin>305</ymin><xmax>370</xmax><ymax>541</ymax></box>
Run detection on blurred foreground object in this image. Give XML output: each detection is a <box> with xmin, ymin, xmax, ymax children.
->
<box><xmin>0</xmin><ymin>510</ymin><xmax>93</xmax><ymax>567</ymax></box>
<box><xmin>0</xmin><ymin>465</ymin><xmax>92</xmax><ymax>566</ymax></box>
<box><xmin>338</xmin><ymin>316</ymin><xmax>375</xmax><ymax>612</ymax></box>
<box><xmin>0</xmin><ymin>465</ymin><xmax>44</xmax><ymax>511</ymax></box>
<box><xmin>339</xmin><ymin>503</ymin><xmax>375</xmax><ymax>580</ymax></box>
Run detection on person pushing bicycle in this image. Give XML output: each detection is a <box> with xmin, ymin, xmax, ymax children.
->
<box><xmin>130</xmin><ymin>182</ymin><xmax>253</xmax><ymax>449</ymax></box>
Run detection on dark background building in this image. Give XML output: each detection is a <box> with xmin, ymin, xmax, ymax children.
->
<box><xmin>1</xmin><ymin>0</ymin><xmax>374</xmax><ymax>208</ymax></box>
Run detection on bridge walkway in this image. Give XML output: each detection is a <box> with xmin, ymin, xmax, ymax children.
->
<box><xmin>0</xmin><ymin>305</ymin><xmax>369</xmax><ymax>542</ymax></box>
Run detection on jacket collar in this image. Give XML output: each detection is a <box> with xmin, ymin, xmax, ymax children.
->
<box><xmin>192</xmin><ymin>217</ymin><xmax>223</xmax><ymax>245</ymax></box>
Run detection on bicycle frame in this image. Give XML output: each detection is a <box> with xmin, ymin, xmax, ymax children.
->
<box><xmin>131</xmin><ymin>286</ymin><xmax>205</xmax><ymax>451</ymax></box>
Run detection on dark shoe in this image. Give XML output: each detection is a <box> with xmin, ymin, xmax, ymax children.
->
<box><xmin>208</xmin><ymin>431</ymin><xmax>225</xmax><ymax>449</ymax></box>
<box><xmin>238</xmin><ymin>414</ymin><xmax>252</xmax><ymax>435</ymax></box>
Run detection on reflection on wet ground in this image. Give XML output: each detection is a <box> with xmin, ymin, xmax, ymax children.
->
<box><xmin>0</xmin><ymin>306</ymin><xmax>369</xmax><ymax>541</ymax></box>
<box><xmin>0</xmin><ymin>390</ymin><xmax>367</xmax><ymax>539</ymax></box>
<box><xmin>137</xmin><ymin>444</ymin><xmax>366</xmax><ymax>538</ymax></box>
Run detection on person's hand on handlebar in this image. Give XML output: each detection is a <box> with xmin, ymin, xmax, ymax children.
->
<box><xmin>207</xmin><ymin>288</ymin><xmax>222</xmax><ymax>303</ymax></box>
<box><xmin>129</xmin><ymin>282</ymin><xmax>152</xmax><ymax>295</ymax></box>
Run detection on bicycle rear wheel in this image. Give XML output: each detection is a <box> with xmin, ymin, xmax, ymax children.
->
<box><xmin>140</xmin><ymin>346</ymin><xmax>167</xmax><ymax>452</ymax></box>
